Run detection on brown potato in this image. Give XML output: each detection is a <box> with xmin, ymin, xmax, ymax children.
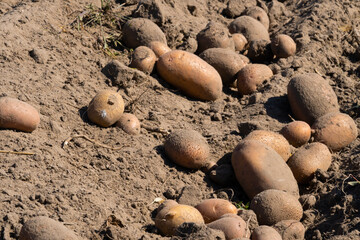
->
<box><xmin>250</xmin><ymin>189</ymin><xmax>303</xmax><ymax>225</ymax></box>
<box><xmin>251</xmin><ymin>226</ymin><xmax>282</xmax><ymax>240</ymax></box>
<box><xmin>287</xmin><ymin>142</ymin><xmax>332</xmax><ymax>184</ymax></box>
<box><xmin>273</xmin><ymin>220</ymin><xmax>305</xmax><ymax>240</ymax></box>
<box><xmin>244</xmin><ymin>130</ymin><xmax>291</xmax><ymax>161</ymax></box>
<box><xmin>237</xmin><ymin>64</ymin><xmax>273</xmax><ymax>95</ymax></box>
<box><xmin>287</xmin><ymin>73</ymin><xmax>339</xmax><ymax>124</ymax></box>
<box><xmin>246</xmin><ymin>40</ymin><xmax>273</xmax><ymax>63</ymax></box>
<box><xmin>199</xmin><ymin>48</ymin><xmax>246</xmax><ymax>86</ymax></box>
<box><xmin>87</xmin><ymin>90</ymin><xmax>125</xmax><ymax>127</ymax></box>
<box><xmin>122</xmin><ymin>18</ymin><xmax>167</xmax><ymax>49</ymax></box>
<box><xmin>164</xmin><ymin>129</ymin><xmax>211</xmax><ymax>169</ymax></box>
<box><xmin>0</xmin><ymin>97</ymin><xmax>40</xmax><ymax>132</ymax></box>
<box><xmin>115</xmin><ymin>113</ymin><xmax>140</xmax><ymax>135</ymax></box>
<box><xmin>229</xmin><ymin>16</ymin><xmax>270</xmax><ymax>42</ymax></box>
<box><xmin>312</xmin><ymin>112</ymin><xmax>358</xmax><ymax>151</ymax></box>
<box><xmin>244</xmin><ymin>6</ymin><xmax>270</xmax><ymax>30</ymax></box>
<box><xmin>231</xmin><ymin>140</ymin><xmax>299</xmax><ymax>199</ymax></box>
<box><xmin>207</xmin><ymin>214</ymin><xmax>247</xmax><ymax>239</ymax></box>
<box><xmin>19</xmin><ymin>216</ymin><xmax>79</xmax><ymax>240</ymax></box>
<box><xmin>232</xmin><ymin>33</ymin><xmax>248</xmax><ymax>52</ymax></box>
<box><xmin>147</xmin><ymin>41</ymin><xmax>171</xmax><ymax>58</ymax></box>
<box><xmin>280</xmin><ymin>121</ymin><xmax>311</xmax><ymax>147</ymax></box>
<box><xmin>195</xmin><ymin>199</ymin><xmax>238</xmax><ymax>223</ymax></box>
<box><xmin>129</xmin><ymin>46</ymin><xmax>156</xmax><ymax>74</ymax></box>
<box><xmin>156</xmin><ymin>50</ymin><xmax>223</xmax><ymax>101</ymax></box>
<box><xmin>271</xmin><ymin>34</ymin><xmax>297</xmax><ymax>58</ymax></box>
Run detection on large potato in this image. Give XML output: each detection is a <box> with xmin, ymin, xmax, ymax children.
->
<box><xmin>0</xmin><ymin>97</ymin><xmax>40</xmax><ymax>132</ymax></box>
<box><xmin>287</xmin><ymin>73</ymin><xmax>339</xmax><ymax>124</ymax></box>
<box><xmin>199</xmin><ymin>48</ymin><xmax>246</xmax><ymax>86</ymax></box>
<box><xmin>273</xmin><ymin>220</ymin><xmax>305</xmax><ymax>240</ymax></box>
<box><xmin>129</xmin><ymin>46</ymin><xmax>156</xmax><ymax>74</ymax></box>
<box><xmin>229</xmin><ymin>16</ymin><xmax>270</xmax><ymax>42</ymax></box>
<box><xmin>156</xmin><ymin>50</ymin><xmax>223</xmax><ymax>101</ymax></box>
<box><xmin>312</xmin><ymin>112</ymin><xmax>358</xmax><ymax>151</ymax></box>
<box><xmin>195</xmin><ymin>199</ymin><xmax>238</xmax><ymax>223</ymax></box>
<box><xmin>280</xmin><ymin>121</ymin><xmax>311</xmax><ymax>147</ymax></box>
<box><xmin>231</xmin><ymin>140</ymin><xmax>299</xmax><ymax>199</ymax></box>
<box><xmin>207</xmin><ymin>214</ymin><xmax>247</xmax><ymax>239</ymax></box>
<box><xmin>251</xmin><ymin>226</ymin><xmax>282</xmax><ymax>240</ymax></box>
<box><xmin>250</xmin><ymin>189</ymin><xmax>303</xmax><ymax>225</ymax></box>
<box><xmin>237</xmin><ymin>64</ymin><xmax>273</xmax><ymax>95</ymax></box>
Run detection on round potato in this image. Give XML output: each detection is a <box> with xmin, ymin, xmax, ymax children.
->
<box><xmin>244</xmin><ymin>6</ymin><xmax>270</xmax><ymax>30</ymax></box>
<box><xmin>195</xmin><ymin>199</ymin><xmax>238</xmax><ymax>223</ymax></box>
<box><xmin>0</xmin><ymin>97</ymin><xmax>40</xmax><ymax>132</ymax></box>
<box><xmin>312</xmin><ymin>112</ymin><xmax>358</xmax><ymax>151</ymax></box>
<box><xmin>280</xmin><ymin>121</ymin><xmax>311</xmax><ymax>147</ymax></box>
<box><xmin>156</xmin><ymin>50</ymin><xmax>223</xmax><ymax>101</ymax></box>
<box><xmin>273</xmin><ymin>220</ymin><xmax>305</xmax><ymax>240</ymax></box>
<box><xmin>115</xmin><ymin>113</ymin><xmax>141</xmax><ymax>135</ymax></box>
<box><xmin>251</xmin><ymin>226</ymin><xmax>282</xmax><ymax>240</ymax></box>
<box><xmin>207</xmin><ymin>214</ymin><xmax>247</xmax><ymax>239</ymax></box>
<box><xmin>19</xmin><ymin>216</ymin><xmax>79</xmax><ymax>240</ymax></box>
<box><xmin>247</xmin><ymin>40</ymin><xmax>273</xmax><ymax>63</ymax></box>
<box><xmin>250</xmin><ymin>189</ymin><xmax>303</xmax><ymax>225</ymax></box>
<box><xmin>237</xmin><ymin>64</ymin><xmax>273</xmax><ymax>95</ymax></box>
<box><xmin>287</xmin><ymin>142</ymin><xmax>332</xmax><ymax>184</ymax></box>
<box><xmin>229</xmin><ymin>16</ymin><xmax>270</xmax><ymax>42</ymax></box>
<box><xmin>231</xmin><ymin>140</ymin><xmax>299</xmax><ymax>199</ymax></box>
<box><xmin>87</xmin><ymin>90</ymin><xmax>125</xmax><ymax>127</ymax></box>
<box><xmin>147</xmin><ymin>41</ymin><xmax>171</xmax><ymax>58</ymax></box>
<box><xmin>232</xmin><ymin>33</ymin><xmax>248</xmax><ymax>52</ymax></box>
<box><xmin>199</xmin><ymin>48</ymin><xmax>246</xmax><ymax>86</ymax></box>
<box><xmin>287</xmin><ymin>73</ymin><xmax>339</xmax><ymax>124</ymax></box>
<box><xmin>122</xmin><ymin>18</ymin><xmax>167</xmax><ymax>49</ymax></box>
<box><xmin>129</xmin><ymin>46</ymin><xmax>156</xmax><ymax>74</ymax></box>
<box><xmin>271</xmin><ymin>34</ymin><xmax>297</xmax><ymax>58</ymax></box>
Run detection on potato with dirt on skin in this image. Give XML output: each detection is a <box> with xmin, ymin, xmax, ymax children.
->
<box><xmin>232</xmin><ymin>33</ymin><xmax>248</xmax><ymax>52</ymax></box>
<box><xmin>271</xmin><ymin>34</ymin><xmax>297</xmax><ymax>58</ymax></box>
<box><xmin>280</xmin><ymin>121</ymin><xmax>311</xmax><ymax>147</ymax></box>
<box><xmin>146</xmin><ymin>41</ymin><xmax>171</xmax><ymax>58</ymax></box>
<box><xmin>251</xmin><ymin>225</ymin><xmax>282</xmax><ymax>240</ymax></box>
<box><xmin>156</xmin><ymin>50</ymin><xmax>223</xmax><ymax>101</ymax></box>
<box><xmin>115</xmin><ymin>113</ymin><xmax>140</xmax><ymax>135</ymax></box>
<box><xmin>195</xmin><ymin>198</ymin><xmax>238</xmax><ymax>223</ymax></box>
<box><xmin>207</xmin><ymin>214</ymin><xmax>247</xmax><ymax>240</ymax></box>
<box><xmin>273</xmin><ymin>220</ymin><xmax>305</xmax><ymax>240</ymax></box>
<box><xmin>129</xmin><ymin>46</ymin><xmax>156</xmax><ymax>74</ymax></box>
<box><xmin>244</xmin><ymin>6</ymin><xmax>270</xmax><ymax>30</ymax></box>
<box><xmin>312</xmin><ymin>112</ymin><xmax>358</xmax><ymax>151</ymax></box>
<box><xmin>237</xmin><ymin>64</ymin><xmax>273</xmax><ymax>95</ymax></box>
<box><xmin>0</xmin><ymin>97</ymin><xmax>40</xmax><ymax>132</ymax></box>
<box><xmin>247</xmin><ymin>40</ymin><xmax>273</xmax><ymax>63</ymax></box>
<box><xmin>87</xmin><ymin>90</ymin><xmax>125</xmax><ymax>127</ymax></box>
<box><xmin>229</xmin><ymin>16</ymin><xmax>270</xmax><ymax>42</ymax></box>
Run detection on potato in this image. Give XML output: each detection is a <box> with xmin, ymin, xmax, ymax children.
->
<box><xmin>115</xmin><ymin>113</ymin><xmax>140</xmax><ymax>135</ymax></box>
<box><xmin>247</xmin><ymin>40</ymin><xmax>273</xmax><ymax>63</ymax></box>
<box><xmin>229</xmin><ymin>16</ymin><xmax>270</xmax><ymax>42</ymax></box>
<box><xmin>251</xmin><ymin>189</ymin><xmax>303</xmax><ymax>226</ymax></box>
<box><xmin>19</xmin><ymin>216</ymin><xmax>79</xmax><ymax>240</ymax></box>
<box><xmin>273</xmin><ymin>220</ymin><xmax>305</xmax><ymax>240</ymax></box>
<box><xmin>156</xmin><ymin>50</ymin><xmax>223</xmax><ymax>101</ymax></box>
<box><xmin>196</xmin><ymin>21</ymin><xmax>235</xmax><ymax>53</ymax></box>
<box><xmin>195</xmin><ymin>199</ymin><xmax>238</xmax><ymax>223</ymax></box>
<box><xmin>280</xmin><ymin>121</ymin><xmax>311</xmax><ymax>147</ymax></box>
<box><xmin>232</xmin><ymin>33</ymin><xmax>248</xmax><ymax>52</ymax></box>
<box><xmin>237</xmin><ymin>64</ymin><xmax>273</xmax><ymax>95</ymax></box>
<box><xmin>312</xmin><ymin>112</ymin><xmax>358</xmax><ymax>151</ymax></box>
<box><xmin>251</xmin><ymin>226</ymin><xmax>282</xmax><ymax>240</ymax></box>
<box><xmin>0</xmin><ymin>97</ymin><xmax>40</xmax><ymax>132</ymax></box>
<box><xmin>199</xmin><ymin>48</ymin><xmax>246</xmax><ymax>86</ymax></box>
<box><xmin>287</xmin><ymin>73</ymin><xmax>339</xmax><ymax>124</ymax></box>
<box><xmin>147</xmin><ymin>41</ymin><xmax>171</xmax><ymax>58</ymax></box>
<box><xmin>207</xmin><ymin>214</ymin><xmax>247</xmax><ymax>239</ymax></box>
<box><xmin>164</xmin><ymin>129</ymin><xmax>211</xmax><ymax>169</ymax></box>
<box><xmin>122</xmin><ymin>18</ymin><xmax>167</xmax><ymax>49</ymax></box>
<box><xmin>287</xmin><ymin>142</ymin><xmax>332</xmax><ymax>184</ymax></box>
<box><xmin>129</xmin><ymin>46</ymin><xmax>156</xmax><ymax>74</ymax></box>
<box><xmin>244</xmin><ymin>130</ymin><xmax>291</xmax><ymax>161</ymax></box>
<box><xmin>155</xmin><ymin>201</ymin><xmax>204</xmax><ymax>236</ymax></box>
<box><xmin>244</xmin><ymin>6</ymin><xmax>270</xmax><ymax>30</ymax></box>
<box><xmin>271</xmin><ymin>34</ymin><xmax>297</xmax><ymax>58</ymax></box>
<box><xmin>87</xmin><ymin>90</ymin><xmax>125</xmax><ymax>127</ymax></box>
<box><xmin>231</xmin><ymin>140</ymin><xmax>299</xmax><ymax>199</ymax></box>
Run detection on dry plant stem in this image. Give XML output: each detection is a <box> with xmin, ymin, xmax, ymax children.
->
<box><xmin>0</xmin><ymin>150</ymin><xmax>35</xmax><ymax>155</ymax></box>
<box><xmin>63</xmin><ymin>135</ymin><xmax>122</xmax><ymax>150</ymax></box>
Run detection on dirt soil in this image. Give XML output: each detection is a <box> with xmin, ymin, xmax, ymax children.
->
<box><xmin>0</xmin><ymin>0</ymin><xmax>359</xmax><ymax>239</ymax></box>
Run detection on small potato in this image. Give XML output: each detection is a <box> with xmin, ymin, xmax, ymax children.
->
<box><xmin>195</xmin><ymin>199</ymin><xmax>238</xmax><ymax>223</ymax></box>
<box><xmin>312</xmin><ymin>112</ymin><xmax>358</xmax><ymax>151</ymax></box>
<box><xmin>115</xmin><ymin>113</ymin><xmax>140</xmax><ymax>135</ymax></box>
<box><xmin>246</xmin><ymin>40</ymin><xmax>273</xmax><ymax>63</ymax></box>
<box><xmin>231</xmin><ymin>140</ymin><xmax>299</xmax><ymax>199</ymax></box>
<box><xmin>287</xmin><ymin>73</ymin><xmax>339</xmax><ymax>124</ymax></box>
<box><xmin>271</xmin><ymin>34</ymin><xmax>297</xmax><ymax>58</ymax></box>
<box><xmin>244</xmin><ymin>6</ymin><xmax>270</xmax><ymax>30</ymax></box>
<box><xmin>87</xmin><ymin>90</ymin><xmax>125</xmax><ymax>127</ymax></box>
<box><xmin>237</xmin><ymin>64</ymin><xmax>273</xmax><ymax>95</ymax></box>
<box><xmin>250</xmin><ymin>189</ymin><xmax>303</xmax><ymax>225</ymax></box>
<box><xmin>164</xmin><ymin>129</ymin><xmax>211</xmax><ymax>169</ymax></box>
<box><xmin>156</xmin><ymin>50</ymin><xmax>223</xmax><ymax>101</ymax></box>
<box><xmin>129</xmin><ymin>46</ymin><xmax>156</xmax><ymax>74</ymax></box>
<box><xmin>232</xmin><ymin>33</ymin><xmax>248</xmax><ymax>52</ymax></box>
<box><xmin>251</xmin><ymin>226</ymin><xmax>282</xmax><ymax>240</ymax></box>
<box><xmin>147</xmin><ymin>41</ymin><xmax>171</xmax><ymax>58</ymax></box>
<box><xmin>287</xmin><ymin>142</ymin><xmax>332</xmax><ymax>184</ymax></box>
<box><xmin>280</xmin><ymin>121</ymin><xmax>311</xmax><ymax>147</ymax></box>
<box><xmin>0</xmin><ymin>97</ymin><xmax>40</xmax><ymax>132</ymax></box>
<box><xmin>207</xmin><ymin>214</ymin><xmax>247</xmax><ymax>239</ymax></box>
<box><xmin>229</xmin><ymin>16</ymin><xmax>270</xmax><ymax>42</ymax></box>
<box><xmin>19</xmin><ymin>216</ymin><xmax>79</xmax><ymax>240</ymax></box>
<box><xmin>273</xmin><ymin>220</ymin><xmax>305</xmax><ymax>240</ymax></box>
<box><xmin>244</xmin><ymin>130</ymin><xmax>291</xmax><ymax>162</ymax></box>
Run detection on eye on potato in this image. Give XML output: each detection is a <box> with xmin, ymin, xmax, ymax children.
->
<box><xmin>244</xmin><ymin>6</ymin><xmax>270</xmax><ymax>30</ymax></box>
<box><xmin>271</xmin><ymin>34</ymin><xmax>297</xmax><ymax>58</ymax></box>
<box><xmin>115</xmin><ymin>113</ymin><xmax>141</xmax><ymax>135</ymax></box>
<box><xmin>237</xmin><ymin>64</ymin><xmax>273</xmax><ymax>95</ymax></box>
<box><xmin>280</xmin><ymin>121</ymin><xmax>311</xmax><ymax>147</ymax></box>
<box><xmin>232</xmin><ymin>33</ymin><xmax>248</xmax><ymax>52</ymax></box>
<box><xmin>229</xmin><ymin>16</ymin><xmax>270</xmax><ymax>42</ymax></box>
<box><xmin>129</xmin><ymin>46</ymin><xmax>156</xmax><ymax>74</ymax></box>
<box><xmin>273</xmin><ymin>220</ymin><xmax>305</xmax><ymax>240</ymax></box>
<box><xmin>146</xmin><ymin>41</ymin><xmax>171</xmax><ymax>58</ymax></box>
<box><xmin>207</xmin><ymin>214</ymin><xmax>247</xmax><ymax>239</ymax></box>
<box><xmin>251</xmin><ymin>225</ymin><xmax>282</xmax><ymax>240</ymax></box>
<box><xmin>195</xmin><ymin>198</ymin><xmax>238</xmax><ymax>223</ymax></box>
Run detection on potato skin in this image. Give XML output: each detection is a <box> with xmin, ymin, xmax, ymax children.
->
<box><xmin>232</xmin><ymin>33</ymin><xmax>248</xmax><ymax>52</ymax></box>
<box><xmin>312</xmin><ymin>112</ymin><xmax>358</xmax><ymax>151</ymax></box>
<box><xmin>157</xmin><ymin>50</ymin><xmax>223</xmax><ymax>101</ymax></box>
<box><xmin>247</xmin><ymin>40</ymin><xmax>273</xmax><ymax>63</ymax></box>
<box><xmin>237</xmin><ymin>64</ymin><xmax>273</xmax><ymax>95</ymax></box>
<box><xmin>250</xmin><ymin>189</ymin><xmax>303</xmax><ymax>226</ymax></box>
<box><xmin>231</xmin><ymin>140</ymin><xmax>299</xmax><ymax>199</ymax></box>
<box><xmin>207</xmin><ymin>214</ymin><xmax>247</xmax><ymax>239</ymax></box>
<box><xmin>0</xmin><ymin>97</ymin><xmax>40</xmax><ymax>132</ymax></box>
<box><xmin>195</xmin><ymin>199</ymin><xmax>238</xmax><ymax>223</ymax></box>
<box><xmin>251</xmin><ymin>226</ymin><xmax>282</xmax><ymax>240</ymax></box>
<box><xmin>244</xmin><ymin>7</ymin><xmax>270</xmax><ymax>30</ymax></box>
<box><xmin>115</xmin><ymin>113</ymin><xmax>141</xmax><ymax>135</ymax></box>
<box><xmin>129</xmin><ymin>46</ymin><xmax>156</xmax><ymax>74</ymax></box>
<box><xmin>271</xmin><ymin>34</ymin><xmax>296</xmax><ymax>58</ymax></box>
<box><xmin>280</xmin><ymin>121</ymin><xmax>311</xmax><ymax>147</ymax></box>
<box><xmin>147</xmin><ymin>41</ymin><xmax>171</xmax><ymax>58</ymax></box>
<box><xmin>229</xmin><ymin>16</ymin><xmax>270</xmax><ymax>42</ymax></box>
<box><xmin>287</xmin><ymin>73</ymin><xmax>339</xmax><ymax>124</ymax></box>
<box><xmin>273</xmin><ymin>220</ymin><xmax>305</xmax><ymax>240</ymax></box>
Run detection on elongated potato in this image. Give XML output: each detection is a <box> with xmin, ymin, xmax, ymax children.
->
<box><xmin>195</xmin><ymin>199</ymin><xmax>238</xmax><ymax>223</ymax></box>
<box><xmin>229</xmin><ymin>16</ymin><xmax>270</xmax><ymax>42</ymax></box>
<box><xmin>207</xmin><ymin>214</ymin><xmax>247</xmax><ymax>239</ymax></box>
<box><xmin>273</xmin><ymin>220</ymin><xmax>305</xmax><ymax>240</ymax></box>
<box><xmin>231</xmin><ymin>140</ymin><xmax>299</xmax><ymax>199</ymax></box>
<box><xmin>0</xmin><ymin>97</ymin><xmax>40</xmax><ymax>132</ymax></box>
<box><xmin>237</xmin><ymin>64</ymin><xmax>273</xmax><ymax>95</ymax></box>
<box><xmin>312</xmin><ymin>112</ymin><xmax>358</xmax><ymax>151</ymax></box>
<box><xmin>147</xmin><ymin>41</ymin><xmax>171</xmax><ymax>58</ymax></box>
<box><xmin>280</xmin><ymin>121</ymin><xmax>311</xmax><ymax>147</ymax></box>
<box><xmin>287</xmin><ymin>73</ymin><xmax>339</xmax><ymax>124</ymax></box>
<box><xmin>251</xmin><ymin>226</ymin><xmax>282</xmax><ymax>240</ymax></box>
<box><xmin>129</xmin><ymin>46</ymin><xmax>156</xmax><ymax>74</ymax></box>
<box><xmin>271</xmin><ymin>34</ymin><xmax>297</xmax><ymax>58</ymax></box>
<box><xmin>157</xmin><ymin>50</ymin><xmax>223</xmax><ymax>101</ymax></box>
